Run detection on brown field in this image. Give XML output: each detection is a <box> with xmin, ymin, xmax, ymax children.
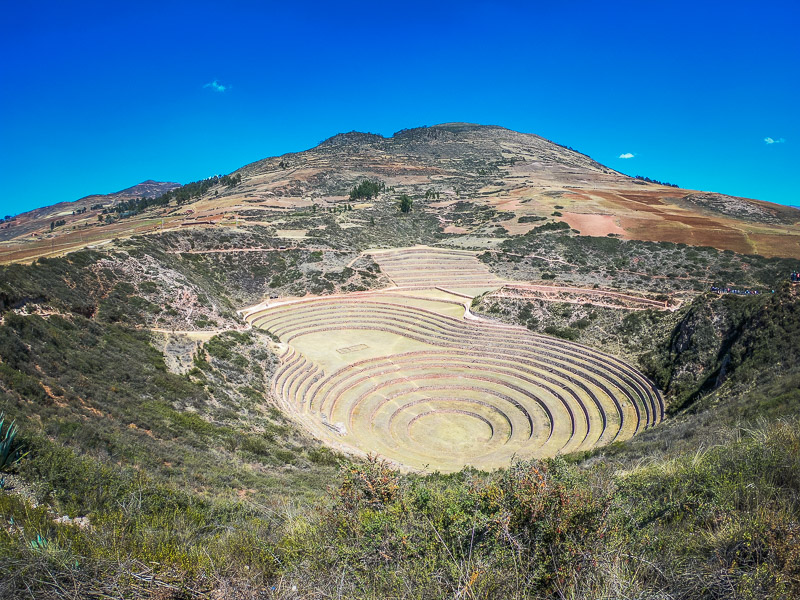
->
<box><xmin>560</xmin><ymin>212</ymin><xmax>626</xmax><ymax>237</ymax></box>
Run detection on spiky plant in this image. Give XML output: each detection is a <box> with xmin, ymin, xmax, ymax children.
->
<box><xmin>0</xmin><ymin>412</ymin><xmax>26</xmax><ymax>472</ymax></box>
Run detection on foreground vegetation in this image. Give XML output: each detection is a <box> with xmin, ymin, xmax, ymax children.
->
<box><xmin>2</xmin><ymin>417</ymin><xmax>799</xmax><ymax>598</ymax></box>
<box><xmin>1</xmin><ymin>234</ymin><xmax>799</xmax><ymax>598</ymax></box>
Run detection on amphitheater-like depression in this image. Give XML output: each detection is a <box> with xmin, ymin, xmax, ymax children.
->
<box><xmin>245</xmin><ymin>248</ymin><xmax>664</xmax><ymax>472</ymax></box>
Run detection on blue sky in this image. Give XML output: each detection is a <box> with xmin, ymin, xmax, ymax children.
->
<box><xmin>1</xmin><ymin>1</ymin><xmax>798</xmax><ymax>216</ymax></box>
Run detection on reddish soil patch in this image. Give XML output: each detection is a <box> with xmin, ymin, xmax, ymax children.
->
<box><xmin>560</xmin><ymin>212</ymin><xmax>626</xmax><ymax>237</ymax></box>
<box><xmin>660</xmin><ymin>213</ymin><xmax>734</xmax><ymax>228</ymax></box>
<box><xmin>502</xmin><ymin>220</ymin><xmax>541</xmax><ymax>236</ymax></box>
<box><xmin>587</xmin><ymin>190</ymin><xmax>666</xmax><ymax>214</ymax></box>
<box><xmin>616</xmin><ymin>192</ymin><xmax>675</xmax><ymax>206</ymax></box>
<box><xmin>427</xmin><ymin>199</ymin><xmax>460</xmax><ymax>208</ymax></box>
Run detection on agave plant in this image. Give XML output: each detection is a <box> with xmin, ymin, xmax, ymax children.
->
<box><xmin>30</xmin><ymin>534</ymin><xmax>48</xmax><ymax>551</ymax></box>
<box><xmin>0</xmin><ymin>411</ymin><xmax>26</xmax><ymax>472</ymax></box>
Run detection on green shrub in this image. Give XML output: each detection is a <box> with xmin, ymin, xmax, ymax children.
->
<box><xmin>307</xmin><ymin>447</ymin><xmax>339</xmax><ymax>466</ymax></box>
<box><xmin>349</xmin><ymin>179</ymin><xmax>385</xmax><ymax>200</ymax></box>
<box><xmin>0</xmin><ymin>412</ymin><xmax>26</xmax><ymax>472</ymax></box>
<box><xmin>543</xmin><ymin>325</ymin><xmax>579</xmax><ymax>340</ymax></box>
<box><xmin>241</xmin><ymin>435</ymin><xmax>270</xmax><ymax>457</ymax></box>
<box><xmin>398</xmin><ymin>194</ymin><xmax>413</xmax><ymax>214</ymax></box>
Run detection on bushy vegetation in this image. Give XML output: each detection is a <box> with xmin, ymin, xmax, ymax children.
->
<box><xmin>108</xmin><ymin>173</ymin><xmax>242</xmax><ymax>219</ymax></box>
<box><xmin>634</xmin><ymin>174</ymin><xmax>679</xmax><ymax>187</ymax></box>
<box><xmin>397</xmin><ymin>193</ymin><xmax>413</xmax><ymax>213</ymax></box>
<box><xmin>274</xmin><ymin>421</ymin><xmax>800</xmax><ymax>598</ymax></box>
<box><xmin>0</xmin><ymin>308</ymin><xmax>341</xmax><ymax>594</ymax></box>
<box><xmin>0</xmin><ymin>250</ymin><xmax>109</xmax><ymax>316</ymax></box>
<box><xmin>518</xmin><ymin>215</ymin><xmax>547</xmax><ymax>223</ymax></box>
<box><xmin>485</xmin><ymin>230</ymin><xmax>800</xmax><ymax>293</ymax></box>
<box><xmin>640</xmin><ymin>284</ymin><xmax>800</xmax><ymax>413</ymax></box>
<box><xmin>3</xmin><ymin>412</ymin><xmax>798</xmax><ymax>598</ymax></box>
<box><xmin>349</xmin><ymin>179</ymin><xmax>385</xmax><ymax>200</ymax></box>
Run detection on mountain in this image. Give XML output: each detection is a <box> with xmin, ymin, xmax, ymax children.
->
<box><xmin>0</xmin><ymin>180</ymin><xmax>180</xmax><ymax>245</ymax></box>
<box><xmin>217</xmin><ymin>123</ymin><xmax>800</xmax><ymax>254</ymax></box>
<box><xmin>76</xmin><ymin>180</ymin><xmax>181</xmax><ymax>204</ymax></box>
<box><xmin>1</xmin><ymin>123</ymin><xmax>797</xmax><ymax>264</ymax></box>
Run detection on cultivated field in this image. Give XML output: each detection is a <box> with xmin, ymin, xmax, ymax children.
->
<box><xmin>368</xmin><ymin>246</ymin><xmax>505</xmax><ymax>293</ymax></box>
<box><xmin>245</xmin><ymin>247</ymin><xmax>663</xmax><ymax>471</ymax></box>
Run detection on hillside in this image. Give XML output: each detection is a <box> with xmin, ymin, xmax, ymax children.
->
<box><xmin>75</xmin><ymin>180</ymin><xmax>181</xmax><ymax>205</ymax></box>
<box><xmin>1</xmin><ymin>124</ymin><xmax>799</xmax><ymax>598</ymax></box>
<box><xmin>1</xmin><ymin>124</ymin><xmax>798</xmax><ymax>264</ymax></box>
<box><xmin>0</xmin><ymin>180</ymin><xmax>180</xmax><ymax>244</ymax></box>
<box><xmin>1</xmin><ymin>239</ymin><xmax>798</xmax><ymax>597</ymax></box>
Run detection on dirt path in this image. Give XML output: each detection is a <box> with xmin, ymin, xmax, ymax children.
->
<box><xmin>166</xmin><ymin>247</ymin><xmax>351</xmax><ymax>255</ymax></box>
<box><xmin>147</xmin><ymin>323</ymin><xmax>252</xmax><ymax>339</ymax></box>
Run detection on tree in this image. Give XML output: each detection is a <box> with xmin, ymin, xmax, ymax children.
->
<box><xmin>398</xmin><ymin>194</ymin><xmax>413</xmax><ymax>214</ymax></box>
<box><xmin>350</xmin><ymin>179</ymin><xmax>385</xmax><ymax>200</ymax></box>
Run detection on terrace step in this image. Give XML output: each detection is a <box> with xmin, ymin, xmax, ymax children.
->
<box><xmin>250</xmin><ymin>285</ymin><xmax>663</xmax><ymax>472</ymax></box>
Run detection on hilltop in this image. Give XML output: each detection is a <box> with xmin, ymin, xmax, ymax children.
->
<box><xmin>1</xmin><ymin>124</ymin><xmax>798</xmax><ymax>264</ymax></box>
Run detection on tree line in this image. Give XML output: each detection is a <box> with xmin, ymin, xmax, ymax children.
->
<box><xmin>635</xmin><ymin>175</ymin><xmax>679</xmax><ymax>188</ymax></box>
<box><xmin>105</xmin><ymin>173</ymin><xmax>242</xmax><ymax>219</ymax></box>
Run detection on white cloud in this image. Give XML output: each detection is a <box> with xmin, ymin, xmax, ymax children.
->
<box><xmin>764</xmin><ymin>137</ymin><xmax>785</xmax><ymax>144</ymax></box>
<box><xmin>618</xmin><ymin>152</ymin><xmax>635</xmax><ymax>159</ymax></box>
<box><xmin>204</xmin><ymin>80</ymin><xmax>228</xmax><ymax>93</ymax></box>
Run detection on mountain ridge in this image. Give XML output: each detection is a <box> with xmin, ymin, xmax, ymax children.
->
<box><xmin>76</xmin><ymin>179</ymin><xmax>181</xmax><ymax>203</ymax></box>
<box><xmin>1</xmin><ymin>123</ymin><xmax>798</xmax><ymax>262</ymax></box>
<box><xmin>0</xmin><ymin>180</ymin><xmax>181</xmax><ymax>243</ymax></box>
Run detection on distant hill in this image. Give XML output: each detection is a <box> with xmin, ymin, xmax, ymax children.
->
<box><xmin>0</xmin><ymin>180</ymin><xmax>180</xmax><ymax>243</ymax></box>
<box><xmin>1</xmin><ymin>123</ymin><xmax>799</xmax><ymax>261</ymax></box>
<box><xmin>218</xmin><ymin>122</ymin><xmax>800</xmax><ymax>257</ymax></box>
<box><xmin>77</xmin><ymin>180</ymin><xmax>181</xmax><ymax>204</ymax></box>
